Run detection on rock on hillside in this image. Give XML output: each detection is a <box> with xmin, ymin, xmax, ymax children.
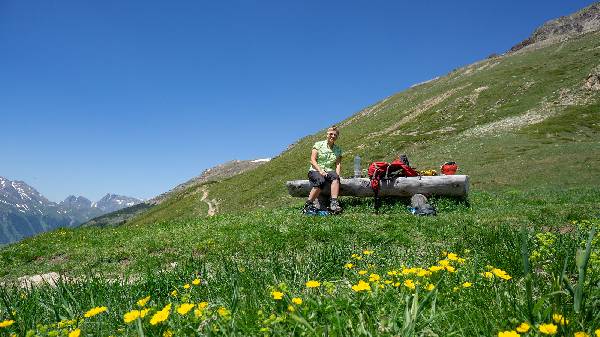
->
<box><xmin>511</xmin><ymin>2</ymin><xmax>600</xmax><ymax>52</ymax></box>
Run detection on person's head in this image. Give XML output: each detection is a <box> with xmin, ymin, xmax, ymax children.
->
<box><xmin>326</xmin><ymin>125</ymin><xmax>339</xmax><ymax>144</ymax></box>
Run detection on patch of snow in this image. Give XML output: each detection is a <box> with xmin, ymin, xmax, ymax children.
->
<box><xmin>251</xmin><ymin>158</ymin><xmax>271</xmax><ymax>163</ymax></box>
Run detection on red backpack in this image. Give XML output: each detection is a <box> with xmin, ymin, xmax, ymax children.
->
<box><xmin>367</xmin><ymin>156</ymin><xmax>419</xmax><ymax>193</ymax></box>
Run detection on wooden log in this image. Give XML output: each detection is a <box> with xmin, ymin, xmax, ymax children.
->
<box><xmin>286</xmin><ymin>175</ymin><xmax>469</xmax><ymax>197</ymax></box>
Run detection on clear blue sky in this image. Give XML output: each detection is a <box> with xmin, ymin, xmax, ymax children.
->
<box><xmin>1</xmin><ymin>0</ymin><xmax>595</xmax><ymax>202</ymax></box>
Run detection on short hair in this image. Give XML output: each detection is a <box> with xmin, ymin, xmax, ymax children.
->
<box><xmin>327</xmin><ymin>125</ymin><xmax>339</xmax><ymax>135</ymax></box>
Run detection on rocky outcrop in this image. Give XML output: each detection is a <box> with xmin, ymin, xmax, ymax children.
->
<box><xmin>583</xmin><ymin>65</ymin><xmax>600</xmax><ymax>90</ymax></box>
<box><xmin>510</xmin><ymin>2</ymin><xmax>600</xmax><ymax>52</ymax></box>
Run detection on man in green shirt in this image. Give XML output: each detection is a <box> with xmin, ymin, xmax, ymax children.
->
<box><xmin>303</xmin><ymin>125</ymin><xmax>343</xmax><ymax>214</ymax></box>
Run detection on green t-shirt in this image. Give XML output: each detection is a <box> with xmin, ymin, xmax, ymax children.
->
<box><xmin>309</xmin><ymin>140</ymin><xmax>342</xmax><ymax>172</ymax></box>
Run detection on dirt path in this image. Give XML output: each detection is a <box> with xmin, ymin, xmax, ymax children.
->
<box><xmin>200</xmin><ymin>186</ymin><xmax>217</xmax><ymax>216</ymax></box>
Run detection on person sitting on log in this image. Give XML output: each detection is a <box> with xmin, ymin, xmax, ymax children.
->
<box><xmin>303</xmin><ymin>125</ymin><xmax>343</xmax><ymax>214</ymax></box>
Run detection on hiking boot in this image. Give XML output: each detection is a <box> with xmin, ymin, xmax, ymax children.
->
<box><xmin>302</xmin><ymin>201</ymin><xmax>318</xmax><ymax>215</ymax></box>
<box><xmin>329</xmin><ymin>199</ymin><xmax>342</xmax><ymax>214</ymax></box>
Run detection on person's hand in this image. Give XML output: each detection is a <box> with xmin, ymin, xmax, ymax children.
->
<box><xmin>319</xmin><ymin>170</ymin><xmax>327</xmax><ymax>176</ymax></box>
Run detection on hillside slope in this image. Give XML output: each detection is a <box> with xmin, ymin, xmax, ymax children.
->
<box><xmin>125</xmin><ymin>10</ymin><xmax>600</xmax><ymax>225</ymax></box>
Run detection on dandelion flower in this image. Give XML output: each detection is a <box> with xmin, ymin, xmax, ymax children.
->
<box><xmin>491</xmin><ymin>268</ymin><xmax>512</xmax><ymax>280</ymax></box>
<box><xmin>163</xmin><ymin>330</ymin><xmax>174</xmax><ymax>337</ymax></box>
<box><xmin>358</xmin><ymin>270</ymin><xmax>367</xmax><ymax>275</ymax></box>
<box><xmin>305</xmin><ymin>280</ymin><xmax>320</xmax><ymax>288</ymax></box>
<box><xmin>150</xmin><ymin>304</ymin><xmax>171</xmax><ymax>325</ymax></box>
<box><xmin>387</xmin><ymin>270</ymin><xmax>398</xmax><ymax>276</ymax></box>
<box><xmin>462</xmin><ymin>282</ymin><xmax>472</xmax><ymax>288</ymax></box>
<box><xmin>177</xmin><ymin>303</ymin><xmax>195</xmax><ymax>315</ymax></box>
<box><xmin>291</xmin><ymin>297</ymin><xmax>303</xmax><ymax>305</ymax></box>
<box><xmin>124</xmin><ymin>310</ymin><xmax>141</xmax><ymax>323</ymax></box>
<box><xmin>198</xmin><ymin>302</ymin><xmax>209</xmax><ymax>309</ymax></box>
<box><xmin>404</xmin><ymin>279</ymin><xmax>416</xmax><ymax>290</ymax></box>
<box><xmin>539</xmin><ymin>323</ymin><xmax>558</xmax><ymax>335</ymax></box>
<box><xmin>171</xmin><ymin>290</ymin><xmax>178</xmax><ymax>297</ymax></box>
<box><xmin>287</xmin><ymin>305</ymin><xmax>295</xmax><ymax>312</ymax></box>
<box><xmin>84</xmin><ymin>306</ymin><xmax>107</xmax><ymax>318</ymax></box>
<box><xmin>183</xmin><ymin>284</ymin><xmax>191</xmax><ymax>289</ymax></box>
<box><xmin>351</xmin><ymin>280</ymin><xmax>371</xmax><ymax>292</ymax></box>
<box><xmin>429</xmin><ymin>265</ymin><xmax>444</xmax><ymax>272</ymax></box>
<box><xmin>68</xmin><ymin>329</ymin><xmax>81</xmax><ymax>337</ymax></box>
<box><xmin>271</xmin><ymin>291</ymin><xmax>284</xmax><ymax>300</ymax></box>
<box><xmin>497</xmin><ymin>330</ymin><xmax>520</xmax><ymax>337</ymax></box>
<box><xmin>552</xmin><ymin>314</ymin><xmax>569</xmax><ymax>325</ymax></box>
<box><xmin>445</xmin><ymin>266</ymin><xmax>456</xmax><ymax>273</ymax></box>
<box><xmin>351</xmin><ymin>254</ymin><xmax>363</xmax><ymax>260</ymax></box>
<box><xmin>0</xmin><ymin>320</ymin><xmax>15</xmax><ymax>328</ymax></box>
<box><xmin>192</xmin><ymin>278</ymin><xmax>201</xmax><ymax>285</ymax></box>
<box><xmin>438</xmin><ymin>260</ymin><xmax>450</xmax><ymax>267</ymax></box>
<box><xmin>516</xmin><ymin>322</ymin><xmax>530</xmax><ymax>333</ymax></box>
<box><xmin>217</xmin><ymin>307</ymin><xmax>230</xmax><ymax>318</ymax></box>
<box><xmin>140</xmin><ymin>309</ymin><xmax>149</xmax><ymax>318</ymax></box>
<box><xmin>137</xmin><ymin>296</ymin><xmax>151</xmax><ymax>307</ymax></box>
<box><xmin>425</xmin><ymin>284</ymin><xmax>435</xmax><ymax>291</ymax></box>
<box><xmin>447</xmin><ymin>253</ymin><xmax>458</xmax><ymax>261</ymax></box>
<box><xmin>574</xmin><ymin>332</ymin><xmax>590</xmax><ymax>337</ymax></box>
<box><xmin>362</xmin><ymin>250</ymin><xmax>373</xmax><ymax>255</ymax></box>
<box><xmin>369</xmin><ymin>273</ymin><xmax>380</xmax><ymax>282</ymax></box>
<box><xmin>595</xmin><ymin>329</ymin><xmax>600</xmax><ymax>337</ymax></box>
<box><xmin>482</xmin><ymin>271</ymin><xmax>494</xmax><ymax>279</ymax></box>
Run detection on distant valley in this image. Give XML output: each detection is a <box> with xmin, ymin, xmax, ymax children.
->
<box><xmin>0</xmin><ymin>176</ymin><xmax>141</xmax><ymax>245</ymax></box>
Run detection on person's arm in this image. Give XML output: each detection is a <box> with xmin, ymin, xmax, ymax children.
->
<box><xmin>311</xmin><ymin>149</ymin><xmax>326</xmax><ymax>176</ymax></box>
<box><xmin>335</xmin><ymin>155</ymin><xmax>342</xmax><ymax>176</ymax></box>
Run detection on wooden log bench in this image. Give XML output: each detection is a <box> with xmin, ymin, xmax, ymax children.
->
<box><xmin>286</xmin><ymin>175</ymin><xmax>469</xmax><ymax>209</ymax></box>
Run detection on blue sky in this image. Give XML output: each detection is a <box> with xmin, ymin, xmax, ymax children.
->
<box><xmin>1</xmin><ymin>0</ymin><xmax>595</xmax><ymax>202</ymax></box>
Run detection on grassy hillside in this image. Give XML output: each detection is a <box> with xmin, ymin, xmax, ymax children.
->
<box><xmin>124</xmin><ymin>30</ymin><xmax>600</xmax><ymax>224</ymax></box>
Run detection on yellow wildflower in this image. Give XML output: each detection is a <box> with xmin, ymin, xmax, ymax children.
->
<box><xmin>457</xmin><ymin>258</ymin><xmax>466</xmax><ymax>263</ymax></box>
<box><xmin>498</xmin><ymin>331</ymin><xmax>520</xmax><ymax>337</ymax></box>
<box><xmin>358</xmin><ymin>270</ymin><xmax>367</xmax><ymax>275</ymax></box>
<box><xmin>123</xmin><ymin>310</ymin><xmax>140</xmax><ymax>323</ymax></box>
<box><xmin>198</xmin><ymin>302</ymin><xmax>209</xmax><ymax>309</ymax></box>
<box><xmin>516</xmin><ymin>322</ymin><xmax>530</xmax><ymax>333</ymax></box>
<box><xmin>271</xmin><ymin>291</ymin><xmax>284</xmax><ymax>300</ymax></box>
<box><xmin>438</xmin><ymin>260</ymin><xmax>450</xmax><ymax>266</ymax></box>
<box><xmin>462</xmin><ymin>282</ymin><xmax>472</xmax><ymax>288</ymax></box>
<box><xmin>192</xmin><ymin>278</ymin><xmax>201</xmax><ymax>285</ymax></box>
<box><xmin>305</xmin><ymin>280</ymin><xmax>320</xmax><ymax>288</ymax></box>
<box><xmin>574</xmin><ymin>332</ymin><xmax>590</xmax><ymax>337</ymax></box>
<box><xmin>491</xmin><ymin>268</ymin><xmax>512</xmax><ymax>280</ymax></box>
<box><xmin>402</xmin><ymin>267</ymin><xmax>416</xmax><ymax>275</ymax></box>
<box><xmin>351</xmin><ymin>254</ymin><xmax>362</xmax><ymax>260</ymax></box>
<box><xmin>171</xmin><ymin>290</ymin><xmax>178</xmax><ymax>297</ymax></box>
<box><xmin>287</xmin><ymin>305</ymin><xmax>295</xmax><ymax>312</ymax></box>
<box><xmin>217</xmin><ymin>307</ymin><xmax>230</xmax><ymax>318</ymax></box>
<box><xmin>552</xmin><ymin>313</ymin><xmax>569</xmax><ymax>325</ymax></box>
<box><xmin>539</xmin><ymin>323</ymin><xmax>558</xmax><ymax>335</ymax></box>
<box><xmin>291</xmin><ymin>297</ymin><xmax>302</xmax><ymax>305</ymax></box>
<box><xmin>447</xmin><ymin>253</ymin><xmax>458</xmax><ymax>260</ymax></box>
<box><xmin>183</xmin><ymin>284</ymin><xmax>191</xmax><ymax>289</ymax></box>
<box><xmin>363</xmin><ymin>250</ymin><xmax>373</xmax><ymax>255</ymax></box>
<box><xmin>595</xmin><ymin>329</ymin><xmax>600</xmax><ymax>337</ymax></box>
<box><xmin>393</xmin><ymin>282</ymin><xmax>401</xmax><ymax>287</ymax></box>
<box><xmin>84</xmin><ymin>306</ymin><xmax>107</xmax><ymax>318</ymax></box>
<box><xmin>150</xmin><ymin>304</ymin><xmax>171</xmax><ymax>325</ymax></box>
<box><xmin>429</xmin><ymin>265</ymin><xmax>444</xmax><ymax>272</ymax></box>
<box><xmin>0</xmin><ymin>320</ymin><xmax>15</xmax><ymax>328</ymax></box>
<box><xmin>68</xmin><ymin>329</ymin><xmax>81</xmax><ymax>337</ymax></box>
<box><xmin>482</xmin><ymin>271</ymin><xmax>494</xmax><ymax>279</ymax></box>
<box><xmin>137</xmin><ymin>296</ymin><xmax>151</xmax><ymax>307</ymax></box>
<box><xmin>351</xmin><ymin>280</ymin><xmax>371</xmax><ymax>292</ymax></box>
<box><xmin>445</xmin><ymin>266</ymin><xmax>456</xmax><ymax>273</ymax></box>
<box><xmin>140</xmin><ymin>309</ymin><xmax>149</xmax><ymax>318</ymax></box>
<box><xmin>369</xmin><ymin>273</ymin><xmax>380</xmax><ymax>282</ymax></box>
<box><xmin>387</xmin><ymin>270</ymin><xmax>398</xmax><ymax>276</ymax></box>
<box><xmin>344</xmin><ymin>263</ymin><xmax>354</xmax><ymax>269</ymax></box>
<box><xmin>404</xmin><ymin>279</ymin><xmax>416</xmax><ymax>290</ymax></box>
<box><xmin>163</xmin><ymin>330</ymin><xmax>173</xmax><ymax>337</ymax></box>
<box><xmin>384</xmin><ymin>280</ymin><xmax>393</xmax><ymax>284</ymax></box>
<box><xmin>425</xmin><ymin>284</ymin><xmax>435</xmax><ymax>291</ymax></box>
<box><xmin>177</xmin><ymin>303</ymin><xmax>195</xmax><ymax>315</ymax></box>
<box><xmin>416</xmin><ymin>269</ymin><xmax>432</xmax><ymax>277</ymax></box>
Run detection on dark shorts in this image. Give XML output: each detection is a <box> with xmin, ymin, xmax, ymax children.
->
<box><xmin>308</xmin><ymin>170</ymin><xmax>340</xmax><ymax>188</ymax></box>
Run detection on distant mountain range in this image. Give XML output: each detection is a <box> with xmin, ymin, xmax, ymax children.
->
<box><xmin>0</xmin><ymin>176</ymin><xmax>141</xmax><ymax>245</ymax></box>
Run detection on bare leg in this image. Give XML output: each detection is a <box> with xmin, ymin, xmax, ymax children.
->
<box><xmin>308</xmin><ymin>187</ymin><xmax>321</xmax><ymax>201</ymax></box>
<box><xmin>330</xmin><ymin>179</ymin><xmax>340</xmax><ymax>199</ymax></box>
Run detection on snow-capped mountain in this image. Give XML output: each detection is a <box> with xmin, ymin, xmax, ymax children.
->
<box><xmin>0</xmin><ymin>176</ymin><xmax>142</xmax><ymax>245</ymax></box>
